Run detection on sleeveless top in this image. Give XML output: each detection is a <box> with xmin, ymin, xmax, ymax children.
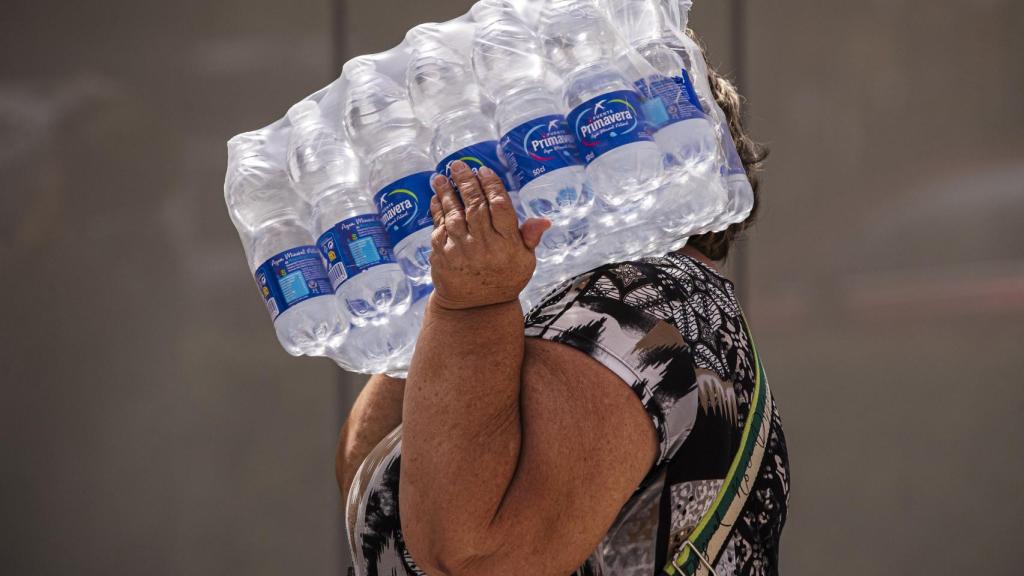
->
<box><xmin>345</xmin><ymin>254</ymin><xmax>790</xmax><ymax>575</ymax></box>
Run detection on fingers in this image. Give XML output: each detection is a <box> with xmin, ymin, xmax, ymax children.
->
<box><xmin>449</xmin><ymin>161</ymin><xmax>492</xmax><ymax>234</ymax></box>
<box><xmin>429</xmin><ymin>194</ymin><xmax>447</xmax><ymax>250</ymax></box>
<box><xmin>477</xmin><ymin>166</ymin><xmax>519</xmax><ymax>236</ymax></box>
<box><xmin>519</xmin><ymin>218</ymin><xmax>551</xmax><ymax>251</ymax></box>
<box><xmin>429</xmin><ymin>193</ymin><xmax>443</xmax><ymax>228</ymax></box>
<box><xmin>432</xmin><ymin>173</ymin><xmax>467</xmax><ymax>239</ymax></box>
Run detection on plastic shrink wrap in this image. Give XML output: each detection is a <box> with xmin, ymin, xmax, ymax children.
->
<box><xmin>224</xmin><ymin>0</ymin><xmax>746</xmax><ymax>376</ymax></box>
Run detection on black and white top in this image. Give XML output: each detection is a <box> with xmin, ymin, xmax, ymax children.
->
<box><xmin>346</xmin><ymin>254</ymin><xmax>790</xmax><ymax>575</ymax></box>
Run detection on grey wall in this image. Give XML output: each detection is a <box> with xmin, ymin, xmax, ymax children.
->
<box><xmin>1</xmin><ymin>0</ymin><xmax>1022</xmax><ymax>575</ymax></box>
<box><xmin>1</xmin><ymin>1</ymin><xmax>348</xmax><ymax>574</ymax></box>
<box><xmin>741</xmin><ymin>2</ymin><xmax>1024</xmax><ymax>574</ymax></box>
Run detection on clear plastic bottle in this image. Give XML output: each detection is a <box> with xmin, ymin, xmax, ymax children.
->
<box><xmin>406</xmin><ymin>25</ymin><xmax>523</xmax><ymax>220</ymax></box>
<box><xmin>225</xmin><ymin>131</ymin><xmax>348</xmax><ymax>357</ymax></box>
<box><xmin>664</xmin><ymin>0</ymin><xmax>754</xmax><ymax>229</ymax></box>
<box><xmin>344</xmin><ymin>64</ymin><xmax>436</xmax><ymax>289</ymax></box>
<box><xmin>286</xmin><ymin>101</ymin><xmax>414</xmax><ymax>373</ymax></box>
<box><xmin>538</xmin><ymin>0</ymin><xmax>664</xmax><ymax>212</ymax></box>
<box><xmin>471</xmin><ymin>0</ymin><xmax>593</xmax><ymax>267</ymax></box>
<box><xmin>611</xmin><ymin>0</ymin><xmax>717</xmax><ymax>162</ymax></box>
<box><xmin>605</xmin><ymin>0</ymin><xmax>726</xmax><ymax>235</ymax></box>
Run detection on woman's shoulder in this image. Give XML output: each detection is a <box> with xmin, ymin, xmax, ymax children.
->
<box><xmin>525</xmin><ymin>251</ymin><xmax>750</xmax><ymax>397</ymax></box>
<box><xmin>526</xmin><ymin>252</ymin><xmax>740</xmax><ymax>329</ymax></box>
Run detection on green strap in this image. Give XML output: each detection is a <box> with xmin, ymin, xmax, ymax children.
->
<box><xmin>663</xmin><ymin>327</ymin><xmax>772</xmax><ymax>576</ymax></box>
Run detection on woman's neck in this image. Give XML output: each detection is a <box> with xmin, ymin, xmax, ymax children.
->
<box><xmin>678</xmin><ymin>245</ymin><xmax>721</xmax><ymax>275</ymax></box>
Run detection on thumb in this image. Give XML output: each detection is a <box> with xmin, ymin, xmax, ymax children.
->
<box><xmin>519</xmin><ymin>218</ymin><xmax>551</xmax><ymax>251</ymax></box>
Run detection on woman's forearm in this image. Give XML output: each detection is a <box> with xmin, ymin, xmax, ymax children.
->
<box><xmin>401</xmin><ymin>297</ymin><xmax>525</xmax><ymax>569</ymax></box>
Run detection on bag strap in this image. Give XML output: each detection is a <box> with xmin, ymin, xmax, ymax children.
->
<box><xmin>662</xmin><ymin>324</ymin><xmax>773</xmax><ymax>576</ymax></box>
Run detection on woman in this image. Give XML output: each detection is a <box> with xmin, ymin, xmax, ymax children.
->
<box><xmin>337</xmin><ymin>65</ymin><xmax>789</xmax><ymax>575</ymax></box>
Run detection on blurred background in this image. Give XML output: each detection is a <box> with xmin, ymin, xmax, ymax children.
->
<box><xmin>1</xmin><ymin>0</ymin><xmax>1022</xmax><ymax>574</ymax></box>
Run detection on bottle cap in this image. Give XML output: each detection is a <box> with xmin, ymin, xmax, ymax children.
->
<box><xmin>287</xmin><ymin>100</ymin><xmax>321</xmax><ymax>132</ymax></box>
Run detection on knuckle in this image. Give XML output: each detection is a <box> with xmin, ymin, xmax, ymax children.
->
<box><xmin>431</xmin><ymin>231</ymin><xmax>447</xmax><ymax>248</ymax></box>
<box><xmin>445</xmin><ymin>213</ymin><xmax>466</xmax><ymax>232</ymax></box>
<box><xmin>456</xmin><ymin>185</ymin><xmax>479</xmax><ymax>201</ymax></box>
<box><xmin>464</xmin><ymin>198</ymin><xmax>487</xmax><ymax>214</ymax></box>
<box><xmin>483</xmin><ymin>178</ymin><xmax>505</xmax><ymax>194</ymax></box>
<box><xmin>488</xmin><ymin>196</ymin><xmax>513</xmax><ymax>214</ymax></box>
<box><xmin>456</xmin><ymin>176</ymin><xmax>480</xmax><ymax>192</ymax></box>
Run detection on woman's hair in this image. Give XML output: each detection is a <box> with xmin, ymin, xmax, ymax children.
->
<box><xmin>686</xmin><ymin>53</ymin><xmax>769</xmax><ymax>261</ymax></box>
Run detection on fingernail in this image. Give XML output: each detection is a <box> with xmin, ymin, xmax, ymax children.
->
<box><xmin>478</xmin><ymin>166</ymin><xmax>494</xmax><ymax>177</ymax></box>
<box><xmin>450</xmin><ymin>160</ymin><xmax>468</xmax><ymax>172</ymax></box>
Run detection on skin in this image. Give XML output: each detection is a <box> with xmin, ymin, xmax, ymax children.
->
<box><xmin>336</xmin><ymin>161</ymin><xmax>717</xmax><ymax>575</ymax></box>
<box><xmin>335</xmin><ymin>373</ymin><xmax>405</xmax><ymax>501</ymax></box>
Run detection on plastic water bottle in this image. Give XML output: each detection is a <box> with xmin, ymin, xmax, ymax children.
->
<box><xmin>672</xmin><ymin>0</ymin><xmax>692</xmax><ymax>31</ymax></box>
<box><xmin>225</xmin><ymin>131</ymin><xmax>348</xmax><ymax>357</ymax></box>
<box><xmin>610</xmin><ymin>0</ymin><xmax>717</xmax><ymax>164</ymax></box>
<box><xmin>606</xmin><ymin>0</ymin><xmax>725</xmax><ymax>235</ymax></box>
<box><xmin>712</xmin><ymin>122</ymin><xmax>754</xmax><ymax>227</ymax></box>
<box><xmin>343</xmin><ymin>65</ymin><xmax>436</xmax><ymax>289</ymax></box>
<box><xmin>664</xmin><ymin>0</ymin><xmax>754</xmax><ymax>228</ymax></box>
<box><xmin>471</xmin><ymin>0</ymin><xmax>593</xmax><ymax>268</ymax></box>
<box><xmin>405</xmin><ymin>26</ymin><xmax>522</xmax><ymax>219</ymax></box>
<box><xmin>538</xmin><ymin>0</ymin><xmax>664</xmax><ymax>214</ymax></box>
<box><xmin>286</xmin><ymin>101</ymin><xmax>414</xmax><ymax>372</ymax></box>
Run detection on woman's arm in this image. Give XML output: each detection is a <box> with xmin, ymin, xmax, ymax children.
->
<box><xmin>400</xmin><ymin>162</ymin><xmax>657</xmax><ymax>575</ymax></box>
<box><xmin>335</xmin><ymin>373</ymin><xmax>404</xmax><ymax>500</ymax></box>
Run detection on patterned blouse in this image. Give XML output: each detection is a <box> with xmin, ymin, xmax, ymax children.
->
<box><xmin>346</xmin><ymin>253</ymin><xmax>790</xmax><ymax>575</ymax></box>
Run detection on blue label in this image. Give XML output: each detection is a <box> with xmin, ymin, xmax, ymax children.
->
<box><xmin>437</xmin><ymin>140</ymin><xmax>515</xmax><ymax>191</ymax></box>
<box><xmin>634</xmin><ymin>69</ymin><xmax>706</xmax><ymax>130</ymax></box>
<box><xmin>568</xmin><ymin>90</ymin><xmax>654</xmax><ymax>164</ymax></box>
<box><xmin>500</xmin><ymin>114</ymin><xmax>583</xmax><ymax>189</ymax></box>
<box><xmin>374</xmin><ymin>171</ymin><xmax>434</xmax><ymax>247</ymax></box>
<box><xmin>254</xmin><ymin>246</ymin><xmax>333</xmax><ymax>322</ymax></box>
<box><xmin>411</xmin><ymin>281</ymin><xmax>434</xmax><ymax>303</ymax></box>
<box><xmin>317</xmin><ymin>214</ymin><xmax>396</xmax><ymax>290</ymax></box>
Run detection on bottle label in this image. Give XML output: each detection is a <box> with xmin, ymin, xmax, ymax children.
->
<box><xmin>411</xmin><ymin>282</ymin><xmax>434</xmax><ymax>303</ymax></box>
<box><xmin>500</xmin><ymin>114</ymin><xmax>583</xmax><ymax>189</ymax></box>
<box><xmin>568</xmin><ymin>90</ymin><xmax>655</xmax><ymax>164</ymax></box>
<box><xmin>374</xmin><ymin>171</ymin><xmax>435</xmax><ymax>248</ymax></box>
<box><xmin>634</xmin><ymin>69</ymin><xmax>706</xmax><ymax>130</ymax></box>
<box><xmin>254</xmin><ymin>246</ymin><xmax>333</xmax><ymax>322</ymax></box>
<box><xmin>316</xmin><ymin>214</ymin><xmax>396</xmax><ymax>290</ymax></box>
<box><xmin>437</xmin><ymin>141</ymin><xmax>515</xmax><ymax>192</ymax></box>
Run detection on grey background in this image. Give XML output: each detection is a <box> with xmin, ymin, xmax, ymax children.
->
<box><xmin>1</xmin><ymin>0</ymin><xmax>1021</xmax><ymax>574</ymax></box>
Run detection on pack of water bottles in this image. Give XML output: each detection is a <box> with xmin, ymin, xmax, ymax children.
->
<box><xmin>224</xmin><ymin>0</ymin><xmax>753</xmax><ymax>376</ymax></box>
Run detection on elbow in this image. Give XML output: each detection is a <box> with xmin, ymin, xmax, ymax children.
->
<box><xmin>400</xmin><ymin>513</ymin><xmax>498</xmax><ymax>576</ymax></box>
<box><xmin>409</xmin><ymin>553</ymin><xmax>477</xmax><ymax>576</ymax></box>
<box><xmin>400</xmin><ymin>524</ymin><xmax>477</xmax><ymax>576</ymax></box>
<box><xmin>406</xmin><ymin>547</ymin><xmax>572</xmax><ymax>576</ymax></box>
<box><xmin>401</xmin><ymin>523</ymin><xmax>569</xmax><ymax>576</ymax></box>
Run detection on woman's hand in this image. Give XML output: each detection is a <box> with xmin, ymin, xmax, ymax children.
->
<box><xmin>428</xmin><ymin>160</ymin><xmax>550</xmax><ymax>311</ymax></box>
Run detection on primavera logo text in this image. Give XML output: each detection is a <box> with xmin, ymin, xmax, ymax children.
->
<box><xmin>575</xmin><ymin>98</ymin><xmax>639</xmax><ymax>146</ymax></box>
<box><xmin>379</xmin><ymin>188</ymin><xmax>420</xmax><ymax>230</ymax></box>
